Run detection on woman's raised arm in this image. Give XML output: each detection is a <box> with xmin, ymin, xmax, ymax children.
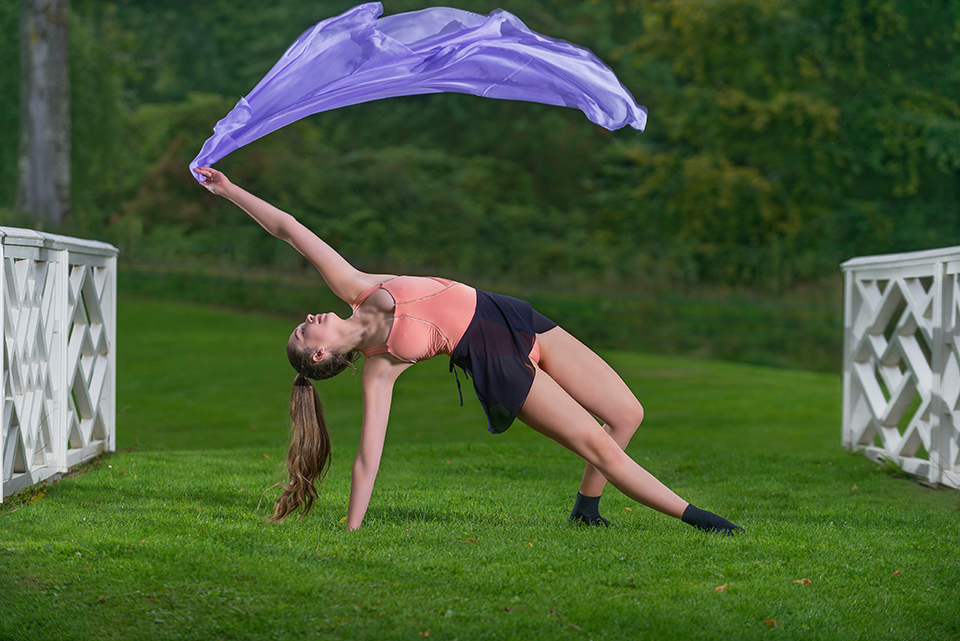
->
<box><xmin>194</xmin><ymin>167</ymin><xmax>390</xmax><ymax>304</ymax></box>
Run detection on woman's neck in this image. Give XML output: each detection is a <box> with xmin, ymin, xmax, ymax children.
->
<box><xmin>347</xmin><ymin>289</ymin><xmax>395</xmax><ymax>352</ymax></box>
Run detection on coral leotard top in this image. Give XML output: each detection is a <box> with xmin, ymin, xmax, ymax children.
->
<box><xmin>352</xmin><ymin>276</ymin><xmax>478</xmax><ymax>363</ymax></box>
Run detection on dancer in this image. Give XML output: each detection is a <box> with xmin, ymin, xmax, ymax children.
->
<box><xmin>194</xmin><ymin>166</ymin><xmax>742</xmax><ymax>536</ymax></box>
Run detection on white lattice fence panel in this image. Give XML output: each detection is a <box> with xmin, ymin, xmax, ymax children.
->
<box><xmin>65</xmin><ymin>259</ymin><xmax>114</xmax><ymax>467</ymax></box>
<box><xmin>1</xmin><ymin>229</ymin><xmax>117</xmax><ymax>500</ymax></box>
<box><xmin>2</xmin><ymin>251</ymin><xmax>61</xmax><ymax>497</ymax></box>
<box><xmin>842</xmin><ymin>247</ymin><xmax>960</xmax><ymax>488</ymax></box>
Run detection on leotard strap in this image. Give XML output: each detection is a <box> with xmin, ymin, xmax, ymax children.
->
<box><xmin>362</xmin><ymin>344</ymin><xmax>390</xmax><ymax>357</ymax></box>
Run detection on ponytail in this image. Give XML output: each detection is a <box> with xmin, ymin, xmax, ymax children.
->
<box><xmin>270</xmin><ymin>343</ymin><xmax>358</xmax><ymax>522</ymax></box>
<box><xmin>268</xmin><ymin>374</ymin><xmax>332</xmax><ymax>522</ymax></box>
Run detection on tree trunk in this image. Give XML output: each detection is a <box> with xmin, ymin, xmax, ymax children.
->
<box><xmin>16</xmin><ymin>0</ymin><xmax>70</xmax><ymax>226</ymax></box>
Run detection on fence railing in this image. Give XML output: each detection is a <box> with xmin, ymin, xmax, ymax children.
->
<box><xmin>842</xmin><ymin>247</ymin><xmax>960</xmax><ymax>489</ymax></box>
<box><xmin>1</xmin><ymin>227</ymin><xmax>117</xmax><ymax>501</ymax></box>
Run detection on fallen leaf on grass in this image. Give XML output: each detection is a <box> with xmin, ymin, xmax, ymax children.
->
<box><xmin>765</xmin><ymin>619</ymin><xmax>777</xmax><ymax>627</ymax></box>
<box><xmin>892</xmin><ymin>570</ymin><xmax>901</xmax><ymax>576</ymax></box>
<box><xmin>418</xmin><ymin>631</ymin><xmax>430</xmax><ymax>637</ymax></box>
<box><xmin>502</xmin><ymin>606</ymin><xmax>513</xmax><ymax>612</ymax></box>
<box><xmin>851</xmin><ymin>484</ymin><xmax>858</xmax><ymax>492</ymax></box>
<box><xmin>793</xmin><ymin>578</ymin><xmax>812</xmax><ymax>585</ymax></box>
<box><xmin>526</xmin><ymin>542</ymin><xmax>533</xmax><ymax>547</ymax></box>
<box><xmin>714</xmin><ymin>584</ymin><xmax>728</xmax><ymax>592</ymax></box>
<box><xmin>623</xmin><ymin>507</ymin><xmax>632</xmax><ymax>512</ymax></box>
<box><xmin>262</xmin><ymin>454</ymin><xmax>270</xmax><ymax>459</ymax></box>
<box><xmin>462</xmin><ymin>538</ymin><xmax>477</xmax><ymax>543</ymax></box>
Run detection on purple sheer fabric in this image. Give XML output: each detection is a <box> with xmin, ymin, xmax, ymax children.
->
<box><xmin>190</xmin><ymin>3</ymin><xmax>646</xmax><ymax>178</ymax></box>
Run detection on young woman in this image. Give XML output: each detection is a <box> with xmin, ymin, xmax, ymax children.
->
<box><xmin>194</xmin><ymin>166</ymin><xmax>743</xmax><ymax>535</ymax></box>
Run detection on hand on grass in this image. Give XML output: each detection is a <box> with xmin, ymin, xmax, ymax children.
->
<box><xmin>193</xmin><ymin>166</ymin><xmax>232</xmax><ymax>197</ymax></box>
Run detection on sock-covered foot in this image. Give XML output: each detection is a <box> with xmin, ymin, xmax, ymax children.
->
<box><xmin>569</xmin><ymin>492</ymin><xmax>611</xmax><ymax>527</ymax></box>
<box><xmin>681</xmin><ymin>504</ymin><xmax>743</xmax><ymax>536</ymax></box>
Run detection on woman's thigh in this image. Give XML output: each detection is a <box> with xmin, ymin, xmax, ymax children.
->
<box><xmin>519</xmin><ymin>365</ymin><xmax>687</xmax><ymax>518</ymax></box>
<box><xmin>535</xmin><ymin>326</ymin><xmax>643</xmax><ymax>429</ymax></box>
<box><xmin>518</xmin><ymin>364</ymin><xmax>622</xmax><ymax>463</ymax></box>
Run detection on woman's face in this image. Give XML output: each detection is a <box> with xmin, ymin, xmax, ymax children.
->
<box><xmin>288</xmin><ymin>313</ymin><xmax>339</xmax><ymax>362</ymax></box>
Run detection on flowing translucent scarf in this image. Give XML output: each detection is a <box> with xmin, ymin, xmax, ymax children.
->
<box><xmin>190</xmin><ymin>2</ymin><xmax>646</xmax><ymax>178</ymax></box>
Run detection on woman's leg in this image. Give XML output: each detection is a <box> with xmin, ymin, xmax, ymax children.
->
<box><xmin>535</xmin><ymin>327</ymin><xmax>643</xmax><ymax>497</ymax></box>
<box><xmin>518</xmin><ymin>361</ymin><xmax>689</xmax><ymax>519</ymax></box>
<box><xmin>526</xmin><ymin>328</ymin><xmax>744</xmax><ymax>534</ymax></box>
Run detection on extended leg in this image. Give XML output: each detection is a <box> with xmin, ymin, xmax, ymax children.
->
<box><xmin>536</xmin><ymin>327</ymin><xmax>644</xmax><ymax>498</ymax></box>
<box><xmin>518</xmin><ymin>362</ymin><xmax>743</xmax><ymax>534</ymax></box>
<box><xmin>518</xmin><ymin>364</ymin><xmax>688</xmax><ymax>519</ymax></box>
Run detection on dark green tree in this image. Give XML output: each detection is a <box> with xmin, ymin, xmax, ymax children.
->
<box><xmin>595</xmin><ymin>0</ymin><xmax>960</xmax><ymax>290</ymax></box>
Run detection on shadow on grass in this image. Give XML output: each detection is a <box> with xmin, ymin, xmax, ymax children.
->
<box><xmin>365</xmin><ymin>505</ymin><xmax>465</xmax><ymax>526</ymax></box>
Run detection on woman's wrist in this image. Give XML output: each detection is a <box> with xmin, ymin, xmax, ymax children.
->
<box><xmin>218</xmin><ymin>181</ymin><xmax>240</xmax><ymax>201</ymax></box>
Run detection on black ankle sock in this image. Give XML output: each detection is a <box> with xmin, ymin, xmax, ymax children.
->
<box><xmin>681</xmin><ymin>504</ymin><xmax>744</xmax><ymax>536</ymax></box>
<box><xmin>569</xmin><ymin>492</ymin><xmax>611</xmax><ymax>527</ymax></box>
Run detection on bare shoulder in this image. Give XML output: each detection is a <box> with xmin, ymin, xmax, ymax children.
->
<box><xmin>358</xmin><ymin>273</ymin><xmax>399</xmax><ymax>291</ymax></box>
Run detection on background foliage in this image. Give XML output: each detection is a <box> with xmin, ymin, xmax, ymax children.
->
<box><xmin>0</xmin><ymin>0</ymin><xmax>958</xmax><ymax>364</ymax></box>
<box><xmin>2</xmin><ymin>0</ymin><xmax>957</xmax><ymax>287</ymax></box>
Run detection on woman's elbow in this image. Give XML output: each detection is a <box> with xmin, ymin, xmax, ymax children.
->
<box><xmin>353</xmin><ymin>453</ymin><xmax>380</xmax><ymax>476</ymax></box>
<box><xmin>273</xmin><ymin>218</ymin><xmax>298</xmax><ymax>243</ymax></box>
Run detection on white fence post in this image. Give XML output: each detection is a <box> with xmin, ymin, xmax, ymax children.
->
<box><xmin>1</xmin><ymin>227</ymin><xmax>118</xmax><ymax>501</ymax></box>
<box><xmin>841</xmin><ymin>247</ymin><xmax>960</xmax><ymax>489</ymax></box>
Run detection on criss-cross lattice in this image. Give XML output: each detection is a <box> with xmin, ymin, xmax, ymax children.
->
<box><xmin>843</xmin><ymin>248</ymin><xmax>960</xmax><ymax>488</ymax></box>
<box><xmin>1</xmin><ymin>229</ymin><xmax>117</xmax><ymax>500</ymax></box>
<box><xmin>65</xmin><ymin>261</ymin><xmax>111</xmax><ymax>466</ymax></box>
<box><xmin>2</xmin><ymin>256</ymin><xmax>58</xmax><ymax>488</ymax></box>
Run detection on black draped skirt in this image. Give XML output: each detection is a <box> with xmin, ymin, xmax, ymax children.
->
<box><xmin>450</xmin><ymin>290</ymin><xmax>556</xmax><ymax>434</ymax></box>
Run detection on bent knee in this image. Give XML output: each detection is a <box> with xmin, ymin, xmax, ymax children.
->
<box><xmin>609</xmin><ymin>400</ymin><xmax>644</xmax><ymax>433</ymax></box>
<box><xmin>632</xmin><ymin>401</ymin><xmax>645</xmax><ymax>428</ymax></box>
<box><xmin>582</xmin><ymin>432</ymin><xmax>628</xmax><ymax>470</ymax></box>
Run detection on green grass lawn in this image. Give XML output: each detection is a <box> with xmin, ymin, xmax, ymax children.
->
<box><xmin>1</xmin><ymin>297</ymin><xmax>958</xmax><ymax>640</ymax></box>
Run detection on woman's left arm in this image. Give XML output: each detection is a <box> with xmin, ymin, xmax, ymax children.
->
<box><xmin>346</xmin><ymin>356</ymin><xmax>413</xmax><ymax>530</ymax></box>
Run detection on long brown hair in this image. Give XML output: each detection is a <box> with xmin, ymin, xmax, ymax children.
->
<box><xmin>268</xmin><ymin>346</ymin><xmax>359</xmax><ymax>522</ymax></box>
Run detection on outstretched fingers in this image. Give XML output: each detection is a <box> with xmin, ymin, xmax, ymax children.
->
<box><xmin>193</xmin><ymin>166</ymin><xmax>231</xmax><ymax>195</ymax></box>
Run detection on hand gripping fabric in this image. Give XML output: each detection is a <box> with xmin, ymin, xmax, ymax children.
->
<box><xmin>190</xmin><ymin>2</ymin><xmax>646</xmax><ymax>177</ymax></box>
